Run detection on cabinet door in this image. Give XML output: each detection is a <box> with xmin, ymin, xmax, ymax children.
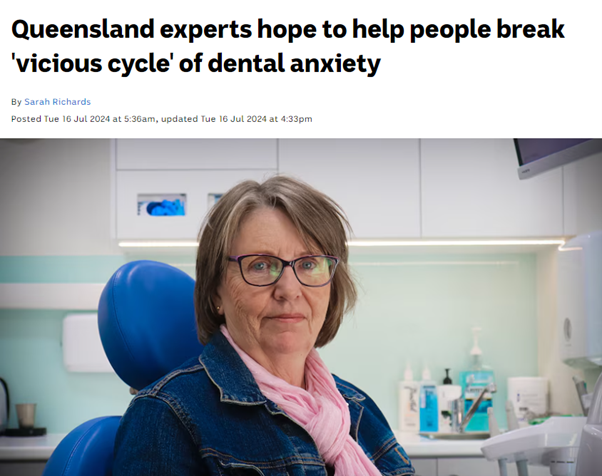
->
<box><xmin>116</xmin><ymin>169</ymin><xmax>274</xmax><ymax>239</ymax></box>
<box><xmin>116</xmin><ymin>139</ymin><xmax>277</xmax><ymax>170</ymax></box>
<box><xmin>563</xmin><ymin>153</ymin><xmax>602</xmax><ymax>235</ymax></box>
<box><xmin>438</xmin><ymin>457</ymin><xmax>551</xmax><ymax>476</ymax></box>
<box><xmin>0</xmin><ymin>462</ymin><xmax>46</xmax><ymax>476</ymax></box>
<box><xmin>411</xmin><ymin>458</ymin><xmax>438</xmax><ymax>476</ymax></box>
<box><xmin>421</xmin><ymin>139</ymin><xmax>563</xmax><ymax>238</ymax></box>
<box><xmin>278</xmin><ymin>139</ymin><xmax>421</xmax><ymax>239</ymax></box>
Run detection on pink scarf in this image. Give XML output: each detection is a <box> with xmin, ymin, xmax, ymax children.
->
<box><xmin>221</xmin><ymin>326</ymin><xmax>382</xmax><ymax>475</ymax></box>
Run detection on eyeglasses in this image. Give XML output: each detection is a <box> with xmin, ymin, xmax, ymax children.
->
<box><xmin>228</xmin><ymin>254</ymin><xmax>339</xmax><ymax>287</ymax></box>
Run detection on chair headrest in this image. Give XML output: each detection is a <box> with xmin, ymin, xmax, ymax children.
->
<box><xmin>98</xmin><ymin>260</ymin><xmax>203</xmax><ymax>391</ymax></box>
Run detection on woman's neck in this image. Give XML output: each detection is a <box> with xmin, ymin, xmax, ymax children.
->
<box><xmin>249</xmin><ymin>349</ymin><xmax>308</xmax><ymax>388</ymax></box>
<box><xmin>220</xmin><ymin>325</ymin><xmax>311</xmax><ymax>388</ymax></box>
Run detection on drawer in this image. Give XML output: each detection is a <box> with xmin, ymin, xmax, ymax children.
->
<box><xmin>438</xmin><ymin>457</ymin><xmax>551</xmax><ymax>476</ymax></box>
<box><xmin>116</xmin><ymin>139</ymin><xmax>277</xmax><ymax>170</ymax></box>
<box><xmin>411</xmin><ymin>458</ymin><xmax>437</xmax><ymax>476</ymax></box>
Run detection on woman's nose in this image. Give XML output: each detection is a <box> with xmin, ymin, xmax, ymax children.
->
<box><xmin>273</xmin><ymin>265</ymin><xmax>302</xmax><ymax>300</ymax></box>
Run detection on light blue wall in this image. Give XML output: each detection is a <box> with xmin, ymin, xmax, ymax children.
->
<box><xmin>0</xmin><ymin>256</ymin><xmax>128</xmax><ymax>283</ymax></box>
<box><xmin>322</xmin><ymin>252</ymin><xmax>537</xmax><ymax>432</ymax></box>
<box><xmin>0</xmin><ymin>256</ymin><xmax>131</xmax><ymax>433</ymax></box>
<box><xmin>0</xmin><ymin>253</ymin><xmax>537</xmax><ymax>433</ymax></box>
<box><xmin>0</xmin><ymin>310</ymin><xmax>132</xmax><ymax>433</ymax></box>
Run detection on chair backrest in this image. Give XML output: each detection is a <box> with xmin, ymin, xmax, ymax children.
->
<box><xmin>43</xmin><ymin>260</ymin><xmax>203</xmax><ymax>476</ymax></box>
<box><xmin>43</xmin><ymin>417</ymin><xmax>120</xmax><ymax>476</ymax></box>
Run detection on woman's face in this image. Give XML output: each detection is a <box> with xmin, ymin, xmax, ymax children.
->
<box><xmin>216</xmin><ymin>207</ymin><xmax>331</xmax><ymax>361</ymax></box>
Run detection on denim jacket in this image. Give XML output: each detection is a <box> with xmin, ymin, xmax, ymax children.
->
<box><xmin>113</xmin><ymin>331</ymin><xmax>414</xmax><ymax>475</ymax></box>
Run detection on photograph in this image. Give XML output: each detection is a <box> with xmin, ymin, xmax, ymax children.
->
<box><xmin>0</xmin><ymin>138</ymin><xmax>601</xmax><ymax>476</ymax></box>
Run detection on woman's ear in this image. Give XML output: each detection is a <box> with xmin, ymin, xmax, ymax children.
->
<box><xmin>213</xmin><ymin>293</ymin><xmax>223</xmax><ymax>315</ymax></box>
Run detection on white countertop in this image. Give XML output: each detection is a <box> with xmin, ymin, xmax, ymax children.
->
<box><xmin>0</xmin><ymin>434</ymin><xmax>67</xmax><ymax>461</ymax></box>
<box><xmin>394</xmin><ymin>431</ymin><xmax>485</xmax><ymax>457</ymax></box>
<box><xmin>0</xmin><ymin>432</ymin><xmax>485</xmax><ymax>461</ymax></box>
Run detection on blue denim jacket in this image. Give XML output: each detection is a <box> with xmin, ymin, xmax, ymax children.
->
<box><xmin>113</xmin><ymin>331</ymin><xmax>414</xmax><ymax>475</ymax></box>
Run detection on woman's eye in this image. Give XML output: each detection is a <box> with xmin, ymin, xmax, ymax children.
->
<box><xmin>252</xmin><ymin>261</ymin><xmax>268</xmax><ymax>271</ymax></box>
<box><xmin>300</xmin><ymin>260</ymin><xmax>316</xmax><ymax>270</ymax></box>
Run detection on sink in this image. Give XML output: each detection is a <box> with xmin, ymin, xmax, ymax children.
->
<box><xmin>420</xmin><ymin>431</ymin><xmax>490</xmax><ymax>440</ymax></box>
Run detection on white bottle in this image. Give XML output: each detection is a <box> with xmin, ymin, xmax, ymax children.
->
<box><xmin>398</xmin><ymin>362</ymin><xmax>420</xmax><ymax>433</ymax></box>
<box><xmin>437</xmin><ymin>369</ymin><xmax>462</xmax><ymax>433</ymax></box>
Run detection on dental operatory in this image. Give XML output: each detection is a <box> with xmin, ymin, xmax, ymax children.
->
<box><xmin>0</xmin><ymin>139</ymin><xmax>601</xmax><ymax>476</ymax></box>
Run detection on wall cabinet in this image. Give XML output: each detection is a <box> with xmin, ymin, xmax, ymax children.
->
<box><xmin>116</xmin><ymin>139</ymin><xmax>277</xmax><ymax>170</ymax></box>
<box><xmin>420</xmin><ymin>139</ymin><xmax>564</xmax><ymax>238</ymax></box>
<box><xmin>114</xmin><ymin>139</ymin><xmax>586</xmax><ymax>242</ymax></box>
<box><xmin>278</xmin><ymin>139</ymin><xmax>421</xmax><ymax>239</ymax></box>
<box><xmin>116</xmin><ymin>169</ymin><xmax>274</xmax><ymax>239</ymax></box>
<box><xmin>114</xmin><ymin>139</ymin><xmax>278</xmax><ymax>240</ymax></box>
<box><xmin>563</xmin><ymin>153</ymin><xmax>602</xmax><ymax>236</ymax></box>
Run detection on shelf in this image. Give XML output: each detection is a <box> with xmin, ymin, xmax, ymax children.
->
<box><xmin>0</xmin><ymin>284</ymin><xmax>105</xmax><ymax>310</ymax></box>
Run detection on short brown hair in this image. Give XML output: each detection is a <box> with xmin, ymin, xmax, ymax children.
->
<box><xmin>194</xmin><ymin>175</ymin><xmax>357</xmax><ymax>347</ymax></box>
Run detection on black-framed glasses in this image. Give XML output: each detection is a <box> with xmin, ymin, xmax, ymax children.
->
<box><xmin>228</xmin><ymin>254</ymin><xmax>339</xmax><ymax>287</ymax></box>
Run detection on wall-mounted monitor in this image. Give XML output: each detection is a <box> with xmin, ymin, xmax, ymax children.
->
<box><xmin>515</xmin><ymin>139</ymin><xmax>602</xmax><ymax>180</ymax></box>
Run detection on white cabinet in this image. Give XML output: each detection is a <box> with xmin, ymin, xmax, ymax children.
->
<box><xmin>412</xmin><ymin>458</ymin><xmax>438</xmax><ymax>476</ymax></box>
<box><xmin>116</xmin><ymin>169</ymin><xmax>274</xmax><ymax>239</ymax></box>
<box><xmin>563</xmin><ymin>153</ymin><xmax>602</xmax><ymax>236</ymax></box>
<box><xmin>421</xmin><ymin>139</ymin><xmax>564</xmax><ymax>238</ymax></box>
<box><xmin>113</xmin><ymin>139</ymin><xmax>577</xmax><ymax>241</ymax></box>
<box><xmin>437</xmin><ymin>458</ymin><xmax>550</xmax><ymax>476</ymax></box>
<box><xmin>278</xmin><ymin>139</ymin><xmax>421</xmax><ymax>239</ymax></box>
<box><xmin>116</xmin><ymin>139</ymin><xmax>277</xmax><ymax>170</ymax></box>
<box><xmin>114</xmin><ymin>139</ymin><xmax>278</xmax><ymax>240</ymax></box>
<box><xmin>408</xmin><ymin>457</ymin><xmax>552</xmax><ymax>476</ymax></box>
<box><xmin>438</xmin><ymin>457</ymin><xmax>509</xmax><ymax>476</ymax></box>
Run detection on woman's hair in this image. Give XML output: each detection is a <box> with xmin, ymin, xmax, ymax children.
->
<box><xmin>194</xmin><ymin>175</ymin><xmax>357</xmax><ymax>347</ymax></box>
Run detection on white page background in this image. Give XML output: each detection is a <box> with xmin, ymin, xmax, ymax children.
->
<box><xmin>2</xmin><ymin>0</ymin><xmax>601</xmax><ymax>138</ymax></box>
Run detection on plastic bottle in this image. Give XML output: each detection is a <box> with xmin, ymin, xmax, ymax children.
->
<box><xmin>398</xmin><ymin>362</ymin><xmax>420</xmax><ymax>433</ymax></box>
<box><xmin>459</xmin><ymin>327</ymin><xmax>495</xmax><ymax>432</ymax></box>
<box><xmin>437</xmin><ymin>369</ymin><xmax>462</xmax><ymax>433</ymax></box>
<box><xmin>419</xmin><ymin>364</ymin><xmax>439</xmax><ymax>433</ymax></box>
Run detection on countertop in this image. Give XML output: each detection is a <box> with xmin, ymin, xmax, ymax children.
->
<box><xmin>394</xmin><ymin>431</ymin><xmax>485</xmax><ymax>457</ymax></box>
<box><xmin>0</xmin><ymin>434</ymin><xmax>67</xmax><ymax>461</ymax></box>
<box><xmin>0</xmin><ymin>432</ymin><xmax>485</xmax><ymax>461</ymax></box>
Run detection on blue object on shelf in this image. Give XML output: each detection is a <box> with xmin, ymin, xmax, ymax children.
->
<box><xmin>459</xmin><ymin>370</ymin><xmax>495</xmax><ymax>432</ymax></box>
<box><xmin>420</xmin><ymin>383</ymin><xmax>439</xmax><ymax>432</ymax></box>
<box><xmin>146</xmin><ymin>199</ymin><xmax>185</xmax><ymax>216</ymax></box>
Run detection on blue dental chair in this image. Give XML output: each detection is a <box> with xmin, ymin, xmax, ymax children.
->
<box><xmin>42</xmin><ymin>260</ymin><xmax>204</xmax><ymax>476</ymax></box>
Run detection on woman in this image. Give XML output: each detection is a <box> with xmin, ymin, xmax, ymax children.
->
<box><xmin>114</xmin><ymin>176</ymin><xmax>414</xmax><ymax>475</ymax></box>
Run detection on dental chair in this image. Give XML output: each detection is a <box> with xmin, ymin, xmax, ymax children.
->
<box><xmin>42</xmin><ymin>260</ymin><xmax>204</xmax><ymax>476</ymax></box>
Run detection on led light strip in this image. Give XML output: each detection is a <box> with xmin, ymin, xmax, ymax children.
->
<box><xmin>348</xmin><ymin>239</ymin><xmax>566</xmax><ymax>247</ymax></box>
<box><xmin>118</xmin><ymin>241</ymin><xmax>199</xmax><ymax>247</ymax></box>
<box><xmin>119</xmin><ymin>239</ymin><xmax>566</xmax><ymax>248</ymax></box>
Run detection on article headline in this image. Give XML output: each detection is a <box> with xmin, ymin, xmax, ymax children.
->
<box><xmin>11</xmin><ymin>17</ymin><xmax>566</xmax><ymax>78</ymax></box>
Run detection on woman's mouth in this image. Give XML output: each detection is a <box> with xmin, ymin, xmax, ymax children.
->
<box><xmin>268</xmin><ymin>314</ymin><xmax>305</xmax><ymax>323</ymax></box>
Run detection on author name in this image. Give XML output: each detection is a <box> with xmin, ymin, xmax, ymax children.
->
<box><xmin>12</xmin><ymin>98</ymin><xmax>91</xmax><ymax>107</ymax></box>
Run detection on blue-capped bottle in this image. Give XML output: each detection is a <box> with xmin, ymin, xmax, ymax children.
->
<box><xmin>459</xmin><ymin>327</ymin><xmax>495</xmax><ymax>432</ymax></box>
<box><xmin>419</xmin><ymin>364</ymin><xmax>439</xmax><ymax>433</ymax></box>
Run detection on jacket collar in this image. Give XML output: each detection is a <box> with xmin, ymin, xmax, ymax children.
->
<box><xmin>199</xmin><ymin>331</ymin><xmax>267</xmax><ymax>405</ymax></box>
<box><xmin>199</xmin><ymin>331</ymin><xmax>366</xmax><ymax>404</ymax></box>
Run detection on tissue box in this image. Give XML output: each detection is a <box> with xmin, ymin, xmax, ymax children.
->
<box><xmin>62</xmin><ymin>313</ymin><xmax>113</xmax><ymax>372</ymax></box>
